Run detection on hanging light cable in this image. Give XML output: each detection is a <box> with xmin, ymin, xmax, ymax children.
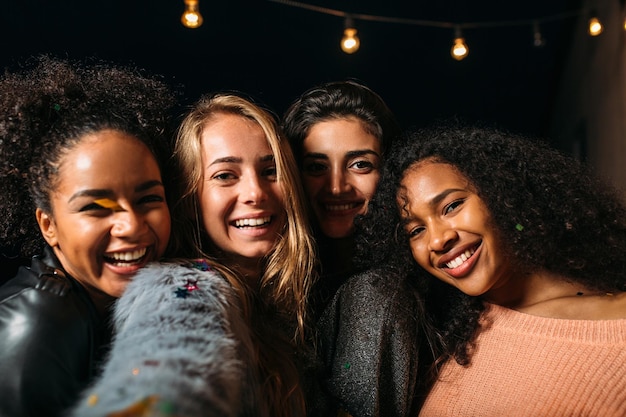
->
<box><xmin>181</xmin><ymin>0</ymin><xmax>203</xmax><ymax>29</ymax></box>
<box><xmin>341</xmin><ymin>16</ymin><xmax>360</xmax><ymax>54</ymax></box>
<box><xmin>450</xmin><ymin>26</ymin><xmax>469</xmax><ymax>61</ymax></box>
<box><xmin>267</xmin><ymin>1</ymin><xmax>587</xmax><ymax>58</ymax></box>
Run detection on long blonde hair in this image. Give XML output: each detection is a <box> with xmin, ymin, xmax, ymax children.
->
<box><xmin>170</xmin><ymin>93</ymin><xmax>317</xmax><ymax>416</ymax></box>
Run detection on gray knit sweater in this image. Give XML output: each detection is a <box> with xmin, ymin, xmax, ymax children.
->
<box><xmin>316</xmin><ymin>268</ymin><xmax>424</xmax><ymax>417</ymax></box>
<box><xmin>68</xmin><ymin>261</ymin><xmax>260</xmax><ymax>417</ymax></box>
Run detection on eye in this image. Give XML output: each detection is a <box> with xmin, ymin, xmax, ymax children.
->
<box><xmin>262</xmin><ymin>165</ymin><xmax>277</xmax><ymax>180</ymax></box>
<box><xmin>303</xmin><ymin>162</ymin><xmax>327</xmax><ymax>175</ymax></box>
<box><xmin>407</xmin><ymin>224</ymin><xmax>425</xmax><ymax>238</ymax></box>
<box><xmin>138</xmin><ymin>194</ymin><xmax>165</xmax><ymax>205</ymax></box>
<box><xmin>402</xmin><ymin>218</ymin><xmax>425</xmax><ymax>239</ymax></box>
<box><xmin>212</xmin><ymin>172</ymin><xmax>237</xmax><ymax>181</ymax></box>
<box><xmin>444</xmin><ymin>199</ymin><xmax>464</xmax><ymax>215</ymax></box>
<box><xmin>349</xmin><ymin>159</ymin><xmax>376</xmax><ymax>172</ymax></box>
<box><xmin>79</xmin><ymin>202</ymin><xmax>109</xmax><ymax>212</ymax></box>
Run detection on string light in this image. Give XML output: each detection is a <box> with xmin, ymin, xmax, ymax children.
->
<box><xmin>341</xmin><ymin>16</ymin><xmax>360</xmax><ymax>54</ymax></box>
<box><xmin>266</xmin><ymin>1</ymin><xmax>594</xmax><ymax>58</ymax></box>
<box><xmin>533</xmin><ymin>21</ymin><xmax>546</xmax><ymax>47</ymax></box>
<box><xmin>451</xmin><ymin>26</ymin><xmax>469</xmax><ymax>61</ymax></box>
<box><xmin>588</xmin><ymin>16</ymin><xmax>603</xmax><ymax>36</ymax></box>
<box><xmin>181</xmin><ymin>0</ymin><xmax>203</xmax><ymax>29</ymax></box>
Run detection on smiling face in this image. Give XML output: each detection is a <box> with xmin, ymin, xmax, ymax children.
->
<box><xmin>37</xmin><ymin>130</ymin><xmax>171</xmax><ymax>300</ymax></box>
<box><xmin>301</xmin><ymin>117</ymin><xmax>381</xmax><ymax>238</ymax></box>
<box><xmin>198</xmin><ymin>113</ymin><xmax>286</xmax><ymax>275</ymax></box>
<box><xmin>398</xmin><ymin>161</ymin><xmax>515</xmax><ymax>298</ymax></box>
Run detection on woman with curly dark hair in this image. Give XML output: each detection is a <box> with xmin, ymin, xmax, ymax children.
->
<box><xmin>359</xmin><ymin>122</ymin><xmax>626</xmax><ymax>416</ymax></box>
<box><xmin>0</xmin><ymin>55</ymin><xmax>176</xmax><ymax>417</ymax></box>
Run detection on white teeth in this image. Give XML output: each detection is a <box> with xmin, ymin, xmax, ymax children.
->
<box><xmin>445</xmin><ymin>248</ymin><xmax>475</xmax><ymax>269</ymax></box>
<box><xmin>235</xmin><ymin>217</ymin><xmax>271</xmax><ymax>227</ymax></box>
<box><xmin>326</xmin><ymin>203</ymin><xmax>356</xmax><ymax>211</ymax></box>
<box><xmin>107</xmin><ymin>248</ymin><xmax>147</xmax><ymax>263</ymax></box>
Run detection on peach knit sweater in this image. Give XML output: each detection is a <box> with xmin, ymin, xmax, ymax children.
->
<box><xmin>419</xmin><ymin>303</ymin><xmax>626</xmax><ymax>417</ymax></box>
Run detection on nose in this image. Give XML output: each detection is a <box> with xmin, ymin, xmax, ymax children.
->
<box><xmin>428</xmin><ymin>221</ymin><xmax>458</xmax><ymax>252</ymax></box>
<box><xmin>241</xmin><ymin>174</ymin><xmax>268</xmax><ymax>205</ymax></box>
<box><xmin>328</xmin><ymin>168</ymin><xmax>350</xmax><ymax>195</ymax></box>
<box><xmin>110</xmin><ymin>209</ymin><xmax>147</xmax><ymax>238</ymax></box>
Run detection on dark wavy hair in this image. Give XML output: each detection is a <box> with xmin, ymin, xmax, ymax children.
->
<box><xmin>0</xmin><ymin>55</ymin><xmax>178</xmax><ymax>257</ymax></box>
<box><xmin>355</xmin><ymin>121</ymin><xmax>626</xmax><ymax>366</ymax></box>
<box><xmin>281</xmin><ymin>79</ymin><xmax>401</xmax><ymax>164</ymax></box>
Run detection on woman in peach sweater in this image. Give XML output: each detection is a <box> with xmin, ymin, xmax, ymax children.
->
<box><xmin>357</xmin><ymin>122</ymin><xmax>626</xmax><ymax>416</ymax></box>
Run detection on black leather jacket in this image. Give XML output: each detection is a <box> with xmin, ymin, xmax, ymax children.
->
<box><xmin>0</xmin><ymin>247</ymin><xmax>113</xmax><ymax>417</ymax></box>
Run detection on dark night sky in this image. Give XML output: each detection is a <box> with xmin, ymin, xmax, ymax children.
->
<box><xmin>0</xmin><ymin>0</ymin><xmax>584</xmax><ymax>276</ymax></box>
<box><xmin>1</xmin><ymin>0</ymin><xmax>581</xmax><ymax>137</ymax></box>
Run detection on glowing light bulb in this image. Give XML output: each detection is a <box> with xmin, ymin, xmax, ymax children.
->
<box><xmin>341</xmin><ymin>28</ymin><xmax>360</xmax><ymax>54</ymax></box>
<box><xmin>588</xmin><ymin>17</ymin><xmax>603</xmax><ymax>36</ymax></box>
<box><xmin>451</xmin><ymin>37</ymin><xmax>468</xmax><ymax>61</ymax></box>
<box><xmin>340</xmin><ymin>16</ymin><xmax>360</xmax><ymax>54</ymax></box>
<box><xmin>181</xmin><ymin>0</ymin><xmax>203</xmax><ymax>29</ymax></box>
<box><xmin>533</xmin><ymin>22</ymin><xmax>545</xmax><ymax>47</ymax></box>
<box><xmin>450</xmin><ymin>26</ymin><xmax>468</xmax><ymax>61</ymax></box>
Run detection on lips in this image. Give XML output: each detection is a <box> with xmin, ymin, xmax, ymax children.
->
<box><xmin>103</xmin><ymin>247</ymin><xmax>147</xmax><ymax>266</ymax></box>
<box><xmin>444</xmin><ymin>246</ymin><xmax>477</xmax><ymax>269</ymax></box>
<box><xmin>324</xmin><ymin>202</ymin><xmax>360</xmax><ymax>211</ymax></box>
<box><xmin>438</xmin><ymin>241</ymin><xmax>482</xmax><ymax>277</ymax></box>
<box><xmin>233</xmin><ymin>216</ymin><xmax>271</xmax><ymax>228</ymax></box>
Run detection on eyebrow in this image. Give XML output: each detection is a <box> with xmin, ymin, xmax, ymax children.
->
<box><xmin>302</xmin><ymin>152</ymin><xmax>327</xmax><ymax>160</ymax></box>
<box><xmin>303</xmin><ymin>149</ymin><xmax>381</xmax><ymax>160</ymax></box>
<box><xmin>399</xmin><ymin>187</ymin><xmax>466</xmax><ymax>223</ymax></box>
<box><xmin>347</xmin><ymin>149</ymin><xmax>381</xmax><ymax>158</ymax></box>
<box><xmin>68</xmin><ymin>180</ymin><xmax>164</xmax><ymax>203</ymax></box>
<box><xmin>209</xmin><ymin>156</ymin><xmax>242</xmax><ymax>165</ymax></box>
<box><xmin>209</xmin><ymin>154</ymin><xmax>275</xmax><ymax>166</ymax></box>
<box><xmin>429</xmin><ymin>188</ymin><xmax>466</xmax><ymax>207</ymax></box>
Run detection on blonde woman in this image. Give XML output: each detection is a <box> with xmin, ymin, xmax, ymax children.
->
<box><xmin>173</xmin><ymin>93</ymin><xmax>315</xmax><ymax>336</ymax></box>
<box><xmin>172</xmin><ymin>93</ymin><xmax>319</xmax><ymax>415</ymax></box>
<box><xmin>72</xmin><ymin>93</ymin><xmax>319</xmax><ymax>417</ymax></box>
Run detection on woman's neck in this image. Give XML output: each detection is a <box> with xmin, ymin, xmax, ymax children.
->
<box><xmin>485</xmin><ymin>270</ymin><xmax>626</xmax><ymax>319</ymax></box>
<box><xmin>224</xmin><ymin>254</ymin><xmax>263</xmax><ymax>285</ymax></box>
<box><xmin>318</xmin><ymin>234</ymin><xmax>355</xmax><ymax>277</ymax></box>
<box><xmin>81</xmin><ymin>284</ymin><xmax>117</xmax><ymax>316</ymax></box>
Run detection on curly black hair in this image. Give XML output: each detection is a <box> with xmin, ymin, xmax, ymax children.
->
<box><xmin>0</xmin><ymin>55</ymin><xmax>178</xmax><ymax>257</ymax></box>
<box><xmin>355</xmin><ymin>121</ymin><xmax>626</xmax><ymax>366</ymax></box>
<box><xmin>281</xmin><ymin>79</ymin><xmax>401</xmax><ymax>165</ymax></box>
